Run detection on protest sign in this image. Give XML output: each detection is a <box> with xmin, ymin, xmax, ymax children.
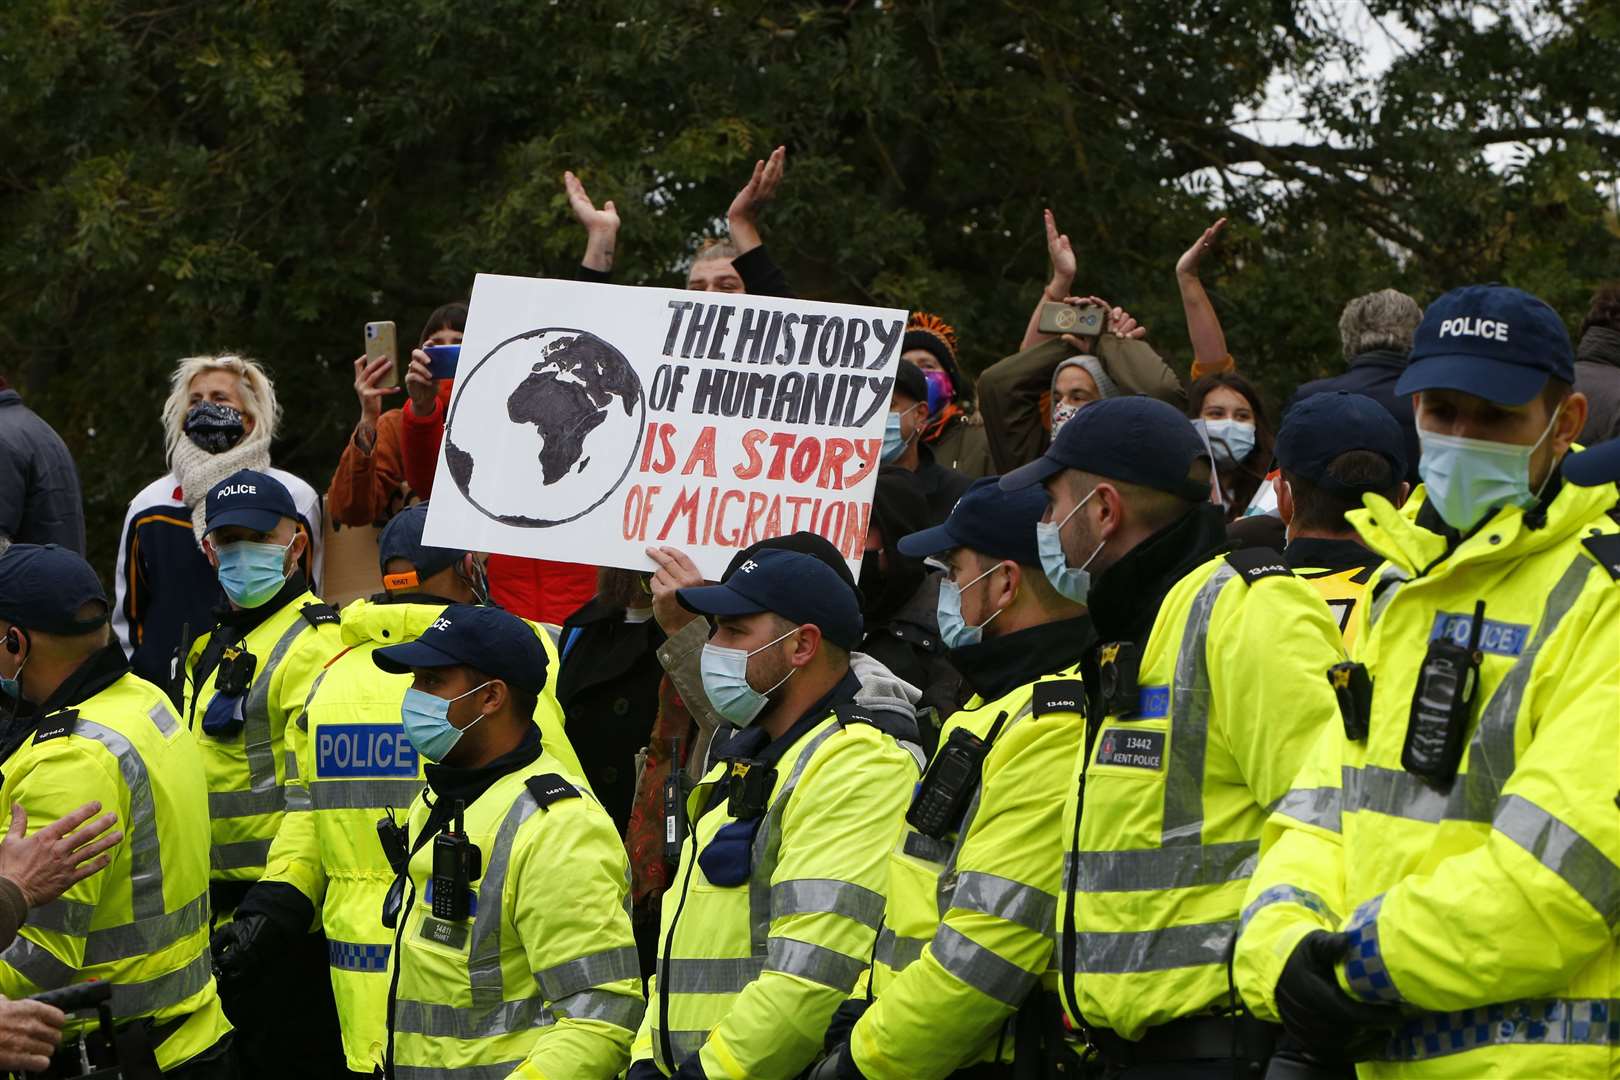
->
<box><xmin>422</xmin><ymin>274</ymin><xmax>909</xmax><ymax>580</ymax></box>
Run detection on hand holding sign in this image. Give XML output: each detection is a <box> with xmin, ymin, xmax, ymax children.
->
<box><xmin>646</xmin><ymin>546</ymin><xmax>705</xmax><ymax>636</ymax></box>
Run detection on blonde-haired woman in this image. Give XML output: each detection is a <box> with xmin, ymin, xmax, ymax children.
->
<box><xmin>113</xmin><ymin>355</ymin><xmax>323</xmax><ymax>694</ymax></box>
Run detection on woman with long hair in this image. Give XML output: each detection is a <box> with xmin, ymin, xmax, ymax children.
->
<box><xmin>1187</xmin><ymin>370</ymin><xmax>1274</xmax><ymax>520</ymax></box>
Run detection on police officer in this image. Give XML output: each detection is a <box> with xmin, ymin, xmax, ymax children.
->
<box><xmin>214</xmin><ymin>504</ymin><xmax>582</xmax><ymax>1075</ymax></box>
<box><xmin>0</xmin><ymin>544</ymin><xmax>232</xmax><ymax>1077</ymax></box>
<box><xmin>998</xmin><ymin>396</ymin><xmax>1346</xmax><ymax>1077</ymax></box>
<box><xmin>816</xmin><ymin>477</ymin><xmax>1093</xmax><ymax>1079</ymax></box>
<box><xmin>373</xmin><ymin>605</ymin><xmax>643</xmax><ymax>1079</ymax></box>
<box><xmin>184</xmin><ymin>469</ymin><xmax>345</xmax><ymax>1078</ymax></box>
<box><xmin>1236</xmin><ymin>285</ymin><xmax>1620</xmax><ymax>1077</ymax></box>
<box><xmin>628</xmin><ymin>545</ymin><xmax>920</xmax><ymax>1079</ymax></box>
<box><xmin>1270</xmin><ymin>393</ymin><xmax>1409</xmax><ymax>647</ymax></box>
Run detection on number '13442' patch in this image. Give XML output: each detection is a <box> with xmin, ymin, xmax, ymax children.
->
<box><xmin>1094</xmin><ymin>728</ymin><xmax>1166</xmax><ymax>770</ymax></box>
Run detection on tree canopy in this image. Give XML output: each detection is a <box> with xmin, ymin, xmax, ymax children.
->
<box><xmin>4</xmin><ymin>0</ymin><xmax>1616</xmax><ymax>574</ymax></box>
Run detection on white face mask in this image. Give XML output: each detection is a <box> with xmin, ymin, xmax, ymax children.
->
<box><xmin>699</xmin><ymin>627</ymin><xmax>798</xmax><ymax>727</ymax></box>
<box><xmin>1416</xmin><ymin>404</ymin><xmax>1562</xmax><ymax>531</ymax></box>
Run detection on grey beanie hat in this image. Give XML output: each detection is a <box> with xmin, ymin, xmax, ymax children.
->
<box><xmin>1052</xmin><ymin>355</ymin><xmax>1120</xmax><ymax>405</ymax></box>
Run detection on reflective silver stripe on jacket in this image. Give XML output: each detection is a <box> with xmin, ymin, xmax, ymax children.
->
<box><xmin>663</xmin><ymin>1031</ymin><xmax>709</xmax><ymax>1067</ymax></box>
<box><xmin>307</xmin><ymin>778</ymin><xmax>423</xmax><ymax>811</ymax></box>
<box><xmin>1071</xmin><ymin>919</ymin><xmax>1236</xmax><ymax>974</ymax></box>
<box><xmin>1161</xmin><ymin>566</ymin><xmax>1232</xmax><ymax>846</ymax></box>
<box><xmin>392</xmin><ymin>1062</ymin><xmax>528</xmax><ymax>1080</ymax></box>
<box><xmin>873</xmin><ymin>926</ymin><xmax>925</xmax><ymax>973</ymax></box>
<box><xmin>950</xmin><ymin>871</ymin><xmax>1056</xmax><ymax>936</ymax></box>
<box><xmin>225</xmin><ymin>617</ymin><xmax>309</xmax><ymax>824</ymax></box>
<box><xmin>1273</xmin><ymin>785</ymin><xmax>1342</xmax><ymax>833</ymax></box>
<box><xmin>934</xmin><ymin>698</ymin><xmax>1041</xmax><ymax>923</ymax></box>
<box><xmin>207</xmin><ymin>788</ymin><xmax>287</xmax><ymax>819</ymax></box>
<box><xmin>26</xmin><ymin>898</ymin><xmax>96</xmax><ymax>938</ymax></box>
<box><xmin>4</xmin><ymin>893</ymin><xmax>213</xmax><ymax>978</ymax></box>
<box><xmin>553</xmin><ymin>987</ymin><xmax>645</xmax><ymax>1029</ymax></box>
<box><xmin>147</xmin><ymin>702</ymin><xmax>178</xmax><ymax>738</ymax></box>
<box><xmin>1492</xmin><ymin>794</ymin><xmax>1620</xmax><ymax>927</ymax></box>
<box><xmin>1365</xmin><ymin>567</ymin><xmax>1407</xmax><ymax>630</ymax></box>
<box><xmin>75</xmin><ymin>718</ymin><xmax>166</xmax><ymax>921</ymax></box>
<box><xmin>210</xmin><ymin>838</ymin><xmax>273</xmax><ymax>873</ymax></box>
<box><xmin>466</xmin><ymin>788</ymin><xmax>543</xmax><ymax>1007</ymax></box>
<box><xmin>393</xmin><ymin>995</ymin><xmax>552</xmax><ymax>1039</ymax></box>
<box><xmin>1240</xmin><ymin>885</ymin><xmax>1340</xmax><ymax>931</ymax></box>
<box><xmin>1072</xmin><ymin>840</ymin><xmax>1259</xmax><ymax>894</ymax></box>
<box><xmin>657</xmin><ymin>955</ymin><xmax>766</xmax><ymax>995</ymax></box>
<box><xmin>932</xmin><ymin>924</ymin><xmax>1038</xmax><ymax>1006</ymax></box>
<box><xmin>764</xmin><ymin>936</ymin><xmax>865</xmax><ymax>991</ymax></box>
<box><xmin>1380</xmin><ymin>997</ymin><xmax>1619</xmax><ymax>1062</ymax></box>
<box><xmin>771</xmin><ymin>879</ymin><xmax>885</xmax><ymax>929</ymax></box>
<box><xmin>1346</xmin><ymin>555</ymin><xmax>1592</xmax><ymax>826</ymax></box>
<box><xmin>108</xmin><ymin>949</ymin><xmax>213</xmax><ymax>1015</ymax></box>
<box><xmin>747</xmin><ymin>722</ymin><xmax>844</xmax><ymax>953</ymax></box>
<box><xmin>533</xmin><ymin>946</ymin><xmax>641</xmax><ymax>1002</ymax></box>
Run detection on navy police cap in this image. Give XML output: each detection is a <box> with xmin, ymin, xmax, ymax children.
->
<box><xmin>372</xmin><ymin>604</ymin><xmax>549</xmax><ymax>695</ymax></box>
<box><xmin>898</xmin><ymin>476</ymin><xmax>1047</xmax><ymax>568</ymax></box>
<box><xmin>205</xmin><ymin>469</ymin><xmax>298</xmax><ymax>536</ymax></box>
<box><xmin>0</xmin><ymin>544</ymin><xmax>109</xmax><ymax>636</ymax></box>
<box><xmin>378</xmin><ymin>503</ymin><xmax>467</xmax><ymax>580</ymax></box>
<box><xmin>1275</xmin><ymin>392</ymin><xmax>1407</xmax><ymax>495</ymax></box>
<box><xmin>1395</xmin><ymin>284</ymin><xmax>1575</xmax><ymax>406</ymax></box>
<box><xmin>1000</xmin><ymin>396</ymin><xmax>1207</xmax><ymax>499</ymax></box>
<box><xmin>677</xmin><ymin>547</ymin><xmax>864</xmax><ymax>651</ymax></box>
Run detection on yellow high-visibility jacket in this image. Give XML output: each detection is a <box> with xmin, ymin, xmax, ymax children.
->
<box><xmin>1235</xmin><ymin>481</ymin><xmax>1620</xmax><ymax>1078</ymax></box>
<box><xmin>0</xmin><ymin>650</ymin><xmax>232</xmax><ymax>1071</ymax></box>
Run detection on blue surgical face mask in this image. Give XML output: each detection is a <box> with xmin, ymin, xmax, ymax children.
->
<box><xmin>937</xmin><ymin>563</ymin><xmax>1004</xmax><ymax>650</ymax></box>
<box><xmin>400</xmin><ymin>681</ymin><xmax>492</xmax><ymax>762</ymax></box>
<box><xmin>881</xmin><ymin>406</ymin><xmax>921</xmax><ymax>465</ymax></box>
<box><xmin>1036</xmin><ymin>489</ymin><xmax>1105</xmax><ymax>605</ymax></box>
<box><xmin>1195</xmin><ymin>418</ymin><xmax>1256</xmax><ymax>468</ymax></box>
<box><xmin>1416</xmin><ymin>406</ymin><xmax>1561</xmax><ymax>532</ymax></box>
<box><xmin>216</xmin><ymin>539</ymin><xmax>293</xmax><ymax>609</ymax></box>
<box><xmin>700</xmin><ymin>627</ymin><xmax>798</xmax><ymax>728</ymax></box>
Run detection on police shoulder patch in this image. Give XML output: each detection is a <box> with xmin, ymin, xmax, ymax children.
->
<box><xmin>300</xmin><ymin>602</ymin><xmax>342</xmax><ymax>628</ymax></box>
<box><xmin>835</xmin><ymin>702</ymin><xmax>913</xmax><ymax>742</ymax></box>
<box><xmin>1031</xmin><ymin>679</ymin><xmax>1086</xmax><ymax>719</ymax></box>
<box><xmin>525</xmin><ymin>773</ymin><xmax>581</xmax><ymax>810</ymax></box>
<box><xmin>1223</xmin><ymin>547</ymin><xmax>1294</xmax><ymax>584</ymax></box>
<box><xmin>33</xmin><ymin>709</ymin><xmax>80</xmax><ymax>744</ymax></box>
<box><xmin>1581</xmin><ymin>533</ymin><xmax>1620</xmax><ymax>582</ymax></box>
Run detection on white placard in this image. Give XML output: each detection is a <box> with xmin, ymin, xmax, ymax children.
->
<box><xmin>422</xmin><ymin>274</ymin><xmax>909</xmax><ymax>580</ymax></box>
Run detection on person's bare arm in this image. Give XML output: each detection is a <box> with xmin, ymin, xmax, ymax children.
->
<box><xmin>0</xmin><ymin>997</ymin><xmax>66</xmax><ymax>1072</ymax></box>
<box><xmin>727</xmin><ymin>146</ymin><xmax>786</xmax><ymax>257</ymax></box>
<box><xmin>1019</xmin><ymin>209</ymin><xmax>1079</xmax><ymax>351</ymax></box>
<box><xmin>0</xmin><ymin>802</ymin><xmax>121</xmax><ymax>911</ymax></box>
<box><xmin>564</xmin><ymin>171</ymin><xmax>621</xmax><ymax>273</ymax></box>
<box><xmin>1176</xmin><ymin>217</ymin><xmax>1233</xmax><ymax>377</ymax></box>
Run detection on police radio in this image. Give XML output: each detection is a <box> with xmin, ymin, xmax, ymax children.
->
<box><xmin>663</xmin><ymin>738</ymin><xmax>689</xmax><ymax>862</ymax></box>
<box><xmin>431</xmin><ymin>801</ymin><xmax>481</xmax><ymax>922</ymax></box>
<box><xmin>1402</xmin><ymin>599</ymin><xmax>1485</xmax><ymax>788</ymax></box>
<box><xmin>726</xmin><ymin>759</ymin><xmax>777</xmax><ymax>821</ymax></box>
<box><xmin>906</xmin><ymin>711</ymin><xmax>1008</xmax><ymax>839</ymax></box>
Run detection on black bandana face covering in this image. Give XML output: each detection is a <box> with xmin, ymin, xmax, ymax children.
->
<box><xmin>183</xmin><ymin>401</ymin><xmax>246</xmax><ymax>453</ymax></box>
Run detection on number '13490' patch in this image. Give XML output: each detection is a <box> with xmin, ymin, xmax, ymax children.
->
<box><xmin>1094</xmin><ymin>728</ymin><xmax>1166</xmax><ymax>770</ymax></box>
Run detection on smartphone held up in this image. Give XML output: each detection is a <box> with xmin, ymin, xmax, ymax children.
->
<box><xmin>364</xmin><ymin>321</ymin><xmax>399</xmax><ymax>389</ymax></box>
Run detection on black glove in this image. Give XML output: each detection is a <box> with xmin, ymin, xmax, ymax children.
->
<box><xmin>625</xmin><ymin>1062</ymin><xmax>665</xmax><ymax>1080</ymax></box>
<box><xmin>209</xmin><ymin>913</ymin><xmax>274</xmax><ymax>985</ymax></box>
<box><xmin>1275</xmin><ymin>931</ymin><xmax>1401</xmax><ymax>1061</ymax></box>
<box><xmin>822</xmin><ymin>998</ymin><xmax>870</xmax><ymax>1055</ymax></box>
<box><xmin>805</xmin><ymin>1043</ymin><xmax>865</xmax><ymax>1080</ymax></box>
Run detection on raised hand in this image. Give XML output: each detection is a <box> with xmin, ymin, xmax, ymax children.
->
<box><xmin>1044</xmin><ymin>208</ymin><xmax>1077</xmax><ymax>296</ymax></box>
<box><xmin>1176</xmin><ymin>217</ymin><xmax>1228</xmax><ymax>279</ymax></box>
<box><xmin>353</xmin><ymin>352</ymin><xmax>399</xmax><ymax>431</ymax></box>
<box><xmin>564</xmin><ymin>171</ymin><xmax>620</xmax><ymax>273</ymax></box>
<box><xmin>645</xmin><ymin>546</ymin><xmax>708</xmax><ymax>637</ymax></box>
<box><xmin>727</xmin><ymin>145</ymin><xmax>786</xmax><ymax>254</ymax></box>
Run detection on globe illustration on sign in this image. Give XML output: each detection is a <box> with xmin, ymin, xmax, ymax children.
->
<box><xmin>442</xmin><ymin>327</ymin><xmax>646</xmax><ymax>527</ymax></box>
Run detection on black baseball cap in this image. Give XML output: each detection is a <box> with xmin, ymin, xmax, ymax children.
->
<box><xmin>1564</xmin><ymin>437</ymin><xmax>1620</xmax><ymax>488</ymax></box>
<box><xmin>898</xmin><ymin>476</ymin><xmax>1046</xmax><ymax>568</ymax></box>
<box><xmin>1395</xmin><ymin>284</ymin><xmax>1576</xmax><ymax>406</ymax></box>
<box><xmin>1275</xmin><ymin>392</ymin><xmax>1407</xmax><ymax>495</ymax></box>
<box><xmin>892</xmin><ymin>360</ymin><xmax>928</xmax><ymax>409</ymax></box>
<box><xmin>0</xmin><ymin>544</ymin><xmax>109</xmax><ymax>635</ymax></box>
<box><xmin>205</xmin><ymin>469</ymin><xmax>298</xmax><ymax>535</ymax></box>
<box><xmin>378</xmin><ymin>503</ymin><xmax>468</xmax><ymax>579</ymax></box>
<box><xmin>372</xmin><ymin>603</ymin><xmax>549</xmax><ymax>694</ymax></box>
<box><xmin>1000</xmin><ymin>396</ymin><xmax>1207</xmax><ymax>499</ymax></box>
<box><xmin>678</xmin><ymin>547</ymin><xmax>864</xmax><ymax>650</ymax></box>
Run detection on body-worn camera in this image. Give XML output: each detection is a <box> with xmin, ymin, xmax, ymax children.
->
<box><xmin>431</xmin><ymin>802</ymin><xmax>482</xmax><ymax>922</ymax></box>
<box><xmin>1328</xmin><ymin>661</ymin><xmax>1373</xmax><ymax>741</ymax></box>
<box><xmin>1038</xmin><ymin>302</ymin><xmax>1107</xmax><ymax>337</ymax></box>
<box><xmin>726</xmin><ymin>759</ymin><xmax>777</xmax><ymax>821</ymax></box>
<box><xmin>1096</xmin><ymin>642</ymin><xmax>1141</xmax><ymax>717</ymax></box>
<box><xmin>216</xmin><ymin>646</ymin><xmax>257</xmax><ymax>697</ymax></box>
<box><xmin>1402</xmin><ymin>601</ymin><xmax>1485</xmax><ymax>787</ymax></box>
<box><xmin>663</xmin><ymin>742</ymin><xmax>689</xmax><ymax>862</ymax></box>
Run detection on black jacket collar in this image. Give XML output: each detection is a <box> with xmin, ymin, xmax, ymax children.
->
<box><xmin>1346</xmin><ymin>348</ymin><xmax>1408</xmax><ymax>373</ymax></box>
<box><xmin>1283</xmin><ymin>537</ymin><xmax>1380</xmax><ymax>574</ymax></box>
<box><xmin>949</xmin><ymin>615</ymin><xmax>1095</xmax><ymax>703</ymax></box>
<box><xmin>1087</xmin><ymin>504</ymin><xmax>1229</xmax><ymax>643</ymax></box>
<box><xmin>424</xmin><ymin>724</ymin><xmax>544</xmax><ymax>811</ymax></box>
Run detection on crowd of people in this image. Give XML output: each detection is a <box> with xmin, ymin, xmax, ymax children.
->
<box><xmin>0</xmin><ymin>146</ymin><xmax>1618</xmax><ymax>1080</ymax></box>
